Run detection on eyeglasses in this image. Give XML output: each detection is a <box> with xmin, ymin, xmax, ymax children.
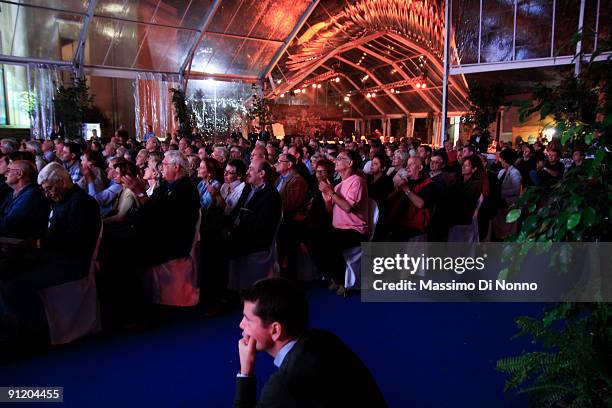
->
<box><xmin>334</xmin><ymin>156</ymin><xmax>349</xmax><ymax>161</ymax></box>
<box><xmin>224</xmin><ymin>170</ymin><xmax>237</xmax><ymax>175</ymax></box>
<box><xmin>277</xmin><ymin>160</ymin><xmax>290</xmax><ymax>164</ymax></box>
<box><xmin>5</xmin><ymin>167</ymin><xmax>20</xmax><ymax>173</ymax></box>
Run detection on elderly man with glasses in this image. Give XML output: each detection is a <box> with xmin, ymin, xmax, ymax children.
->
<box><xmin>0</xmin><ymin>160</ymin><xmax>48</xmax><ymax>239</ymax></box>
<box><xmin>310</xmin><ymin>150</ymin><xmax>369</xmax><ymax>296</ymax></box>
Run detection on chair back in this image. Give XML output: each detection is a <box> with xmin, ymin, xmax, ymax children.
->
<box><xmin>144</xmin><ymin>209</ymin><xmax>201</xmax><ymax>306</ymax></box>
<box><xmin>228</xmin><ymin>211</ymin><xmax>283</xmax><ymax>289</ymax></box>
<box><xmin>39</xmin><ymin>222</ymin><xmax>103</xmax><ymax>345</ymax></box>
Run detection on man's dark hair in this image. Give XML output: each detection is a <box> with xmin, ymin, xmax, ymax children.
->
<box><xmin>114</xmin><ymin>159</ymin><xmax>139</xmax><ymax>177</ymax></box>
<box><xmin>242</xmin><ymin>278</ymin><xmax>309</xmax><ymax>338</ymax></box>
<box><xmin>228</xmin><ymin>158</ymin><xmax>247</xmax><ymax>178</ymax></box>
<box><xmin>345</xmin><ymin>149</ymin><xmax>362</xmax><ymax>172</ymax></box>
<box><xmin>65</xmin><ymin>142</ymin><xmax>82</xmax><ymax>158</ymax></box>
<box><xmin>9</xmin><ymin>151</ymin><xmax>35</xmax><ymax>164</ymax></box>
<box><xmin>257</xmin><ymin>160</ymin><xmax>275</xmax><ymax>183</ymax></box>
<box><xmin>282</xmin><ymin>153</ymin><xmax>297</xmax><ymax>166</ymax></box>
<box><xmin>431</xmin><ymin>151</ymin><xmax>447</xmax><ymax>166</ymax></box>
<box><xmin>372</xmin><ymin>152</ymin><xmax>391</xmax><ymax>171</ymax></box>
<box><xmin>499</xmin><ymin>148</ymin><xmax>517</xmax><ymax>165</ymax></box>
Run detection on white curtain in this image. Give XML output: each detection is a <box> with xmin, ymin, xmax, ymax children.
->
<box><xmin>407</xmin><ymin>115</ymin><xmax>415</xmax><ymax>138</ymax></box>
<box><xmin>432</xmin><ymin>114</ymin><xmax>442</xmax><ymax>147</ymax></box>
<box><xmin>134</xmin><ymin>73</ymin><xmax>181</xmax><ymax>140</ymax></box>
<box><xmin>29</xmin><ymin>64</ymin><xmax>60</xmax><ymax>139</ymax></box>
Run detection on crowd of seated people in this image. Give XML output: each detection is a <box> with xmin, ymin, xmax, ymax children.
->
<box><xmin>0</xmin><ymin>128</ymin><xmax>587</xmax><ymax>354</ymax></box>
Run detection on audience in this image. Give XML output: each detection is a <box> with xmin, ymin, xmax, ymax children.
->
<box><xmin>0</xmin><ymin>128</ymin><xmax>587</xmax><ymax>355</ymax></box>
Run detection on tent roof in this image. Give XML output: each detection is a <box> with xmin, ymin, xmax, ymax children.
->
<box><xmin>1</xmin><ymin>0</ymin><xmax>608</xmax><ymax>115</ymax></box>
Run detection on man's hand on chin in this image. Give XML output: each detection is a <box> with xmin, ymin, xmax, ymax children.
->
<box><xmin>238</xmin><ymin>335</ymin><xmax>257</xmax><ymax>376</ymax></box>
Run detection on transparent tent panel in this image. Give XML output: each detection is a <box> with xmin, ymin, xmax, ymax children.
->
<box><xmin>580</xmin><ymin>0</ymin><xmax>611</xmax><ymax>54</ymax></box>
<box><xmin>7</xmin><ymin>0</ymin><xmax>89</xmax><ymax>13</ymax></box>
<box><xmin>186</xmin><ymin>79</ymin><xmax>253</xmax><ymax>101</ymax></box>
<box><xmin>515</xmin><ymin>0</ymin><xmax>554</xmax><ymax>60</ymax></box>
<box><xmin>0</xmin><ymin>3</ymin><xmax>83</xmax><ymax>61</ymax></box>
<box><xmin>451</xmin><ymin>0</ymin><xmax>480</xmax><ymax>64</ymax></box>
<box><xmin>94</xmin><ymin>0</ymin><xmax>212</xmax><ymax>30</ymax></box>
<box><xmin>481</xmin><ymin>0</ymin><xmax>515</xmax><ymax>63</ymax></box>
<box><xmin>207</xmin><ymin>0</ymin><xmax>311</xmax><ymax>42</ymax></box>
<box><xmin>190</xmin><ymin>34</ymin><xmax>281</xmax><ymax>77</ymax></box>
<box><xmin>84</xmin><ymin>17</ymin><xmax>197</xmax><ymax>72</ymax></box>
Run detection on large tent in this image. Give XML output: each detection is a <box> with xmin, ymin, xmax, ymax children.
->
<box><xmin>0</xmin><ymin>0</ymin><xmax>609</xmax><ymax>140</ymax></box>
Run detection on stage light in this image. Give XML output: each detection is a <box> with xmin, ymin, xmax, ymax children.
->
<box><xmin>344</xmin><ymin>96</ymin><xmax>350</xmax><ymax>102</ymax></box>
<box><xmin>317</xmin><ymin>84</ymin><xmax>322</xmax><ymax>88</ymax></box>
<box><xmin>312</xmin><ymin>83</ymin><xmax>317</xmax><ymax>88</ymax></box>
<box><xmin>416</xmin><ymin>83</ymin><xmax>422</xmax><ymax>89</ymax></box>
<box><xmin>280</xmin><ymin>93</ymin><xmax>285</xmax><ymax>97</ymax></box>
<box><xmin>421</xmin><ymin>83</ymin><xmax>427</xmax><ymax>89</ymax></box>
<box><xmin>371</xmin><ymin>92</ymin><xmax>376</xmax><ymax>98</ymax></box>
<box><xmin>366</xmin><ymin>93</ymin><xmax>371</xmax><ymax>98</ymax></box>
<box><xmin>390</xmin><ymin>88</ymin><xmax>395</xmax><ymax>93</ymax></box>
<box><xmin>335</xmin><ymin>77</ymin><xmax>340</xmax><ymax>82</ymax></box>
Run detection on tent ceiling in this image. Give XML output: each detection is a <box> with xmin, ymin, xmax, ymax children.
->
<box><xmin>0</xmin><ymin>0</ymin><xmax>608</xmax><ymax>113</ymax></box>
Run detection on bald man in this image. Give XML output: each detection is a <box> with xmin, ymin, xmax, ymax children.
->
<box><xmin>0</xmin><ymin>160</ymin><xmax>49</xmax><ymax>239</ymax></box>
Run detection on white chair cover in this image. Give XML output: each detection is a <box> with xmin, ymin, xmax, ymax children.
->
<box><xmin>343</xmin><ymin>199</ymin><xmax>379</xmax><ymax>289</ymax></box>
<box><xmin>39</xmin><ymin>224</ymin><xmax>103</xmax><ymax>345</ymax></box>
<box><xmin>144</xmin><ymin>210</ymin><xmax>201</xmax><ymax>306</ymax></box>
<box><xmin>228</xmin><ymin>212</ymin><xmax>283</xmax><ymax>291</ymax></box>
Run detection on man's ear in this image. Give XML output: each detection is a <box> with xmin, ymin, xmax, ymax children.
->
<box><xmin>269</xmin><ymin>322</ymin><xmax>283</xmax><ymax>341</ymax></box>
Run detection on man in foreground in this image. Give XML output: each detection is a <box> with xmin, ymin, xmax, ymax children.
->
<box><xmin>234</xmin><ymin>278</ymin><xmax>386</xmax><ymax>407</ymax></box>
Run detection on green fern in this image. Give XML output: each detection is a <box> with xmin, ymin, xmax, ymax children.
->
<box><xmin>497</xmin><ymin>303</ymin><xmax>612</xmax><ymax>408</ymax></box>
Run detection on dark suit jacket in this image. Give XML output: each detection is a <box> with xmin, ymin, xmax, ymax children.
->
<box><xmin>230</xmin><ymin>183</ymin><xmax>281</xmax><ymax>257</ymax></box>
<box><xmin>233</xmin><ymin>329</ymin><xmax>387</xmax><ymax>408</ymax></box>
<box><xmin>137</xmin><ymin>176</ymin><xmax>200</xmax><ymax>266</ymax></box>
<box><xmin>278</xmin><ymin>171</ymin><xmax>308</xmax><ymax>217</ymax></box>
<box><xmin>0</xmin><ymin>183</ymin><xmax>49</xmax><ymax>239</ymax></box>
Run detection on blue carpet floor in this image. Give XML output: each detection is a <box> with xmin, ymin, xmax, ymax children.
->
<box><xmin>0</xmin><ymin>288</ymin><xmax>542</xmax><ymax>407</ymax></box>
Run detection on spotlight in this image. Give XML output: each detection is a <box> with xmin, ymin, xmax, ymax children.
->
<box><xmin>335</xmin><ymin>77</ymin><xmax>340</xmax><ymax>83</ymax></box>
<box><xmin>317</xmin><ymin>84</ymin><xmax>322</xmax><ymax>88</ymax></box>
<box><xmin>421</xmin><ymin>83</ymin><xmax>427</xmax><ymax>89</ymax></box>
<box><xmin>294</xmin><ymin>89</ymin><xmax>300</xmax><ymax>94</ymax></box>
<box><xmin>366</xmin><ymin>93</ymin><xmax>371</xmax><ymax>98</ymax></box>
<box><xmin>280</xmin><ymin>93</ymin><xmax>285</xmax><ymax>97</ymax></box>
<box><xmin>390</xmin><ymin>88</ymin><xmax>395</xmax><ymax>93</ymax></box>
<box><xmin>312</xmin><ymin>83</ymin><xmax>317</xmax><ymax>88</ymax></box>
<box><xmin>371</xmin><ymin>92</ymin><xmax>376</xmax><ymax>98</ymax></box>
<box><xmin>344</xmin><ymin>96</ymin><xmax>349</xmax><ymax>102</ymax></box>
<box><xmin>416</xmin><ymin>83</ymin><xmax>422</xmax><ymax>89</ymax></box>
